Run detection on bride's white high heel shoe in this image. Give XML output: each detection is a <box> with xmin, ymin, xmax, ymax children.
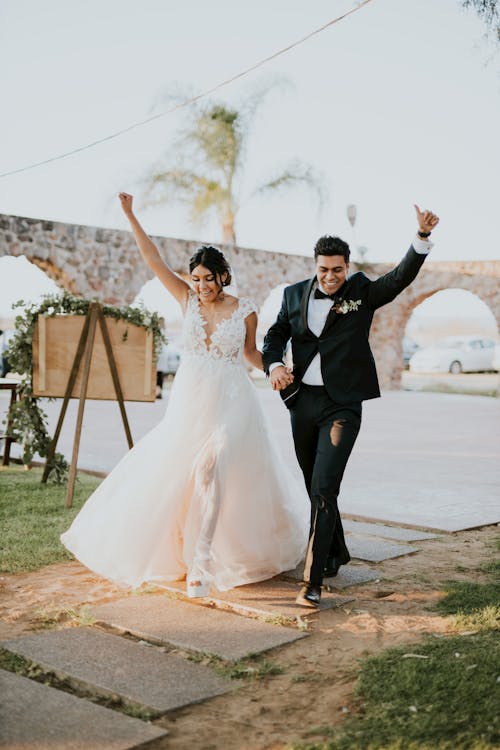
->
<box><xmin>186</xmin><ymin>576</ymin><xmax>210</xmax><ymax>598</ymax></box>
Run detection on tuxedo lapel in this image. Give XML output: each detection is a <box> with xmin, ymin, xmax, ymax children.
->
<box><xmin>300</xmin><ymin>277</ymin><xmax>316</xmax><ymax>334</ymax></box>
<box><xmin>320</xmin><ymin>278</ymin><xmax>353</xmax><ymax>336</ymax></box>
<box><xmin>320</xmin><ymin>303</ymin><xmax>339</xmax><ymax>336</ymax></box>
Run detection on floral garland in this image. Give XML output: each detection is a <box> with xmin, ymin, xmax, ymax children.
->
<box><xmin>4</xmin><ymin>291</ymin><xmax>166</xmax><ymax>483</ymax></box>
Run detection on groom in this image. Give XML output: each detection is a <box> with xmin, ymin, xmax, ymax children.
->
<box><xmin>262</xmin><ymin>205</ymin><xmax>439</xmax><ymax>607</ymax></box>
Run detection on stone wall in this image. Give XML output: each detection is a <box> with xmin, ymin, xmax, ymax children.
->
<box><xmin>1</xmin><ymin>212</ymin><xmax>499</xmax><ymax>390</ymax></box>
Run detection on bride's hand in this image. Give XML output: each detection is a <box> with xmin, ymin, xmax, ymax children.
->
<box><xmin>119</xmin><ymin>192</ymin><xmax>134</xmax><ymax>216</ymax></box>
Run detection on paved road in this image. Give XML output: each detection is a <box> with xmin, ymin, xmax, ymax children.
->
<box><xmin>1</xmin><ymin>385</ymin><xmax>499</xmax><ymax>532</ymax></box>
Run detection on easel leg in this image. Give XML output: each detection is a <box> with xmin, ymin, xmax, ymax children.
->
<box><xmin>97</xmin><ymin>308</ymin><xmax>133</xmax><ymax>449</ymax></box>
<box><xmin>66</xmin><ymin>304</ymin><xmax>99</xmax><ymax>508</ymax></box>
<box><xmin>2</xmin><ymin>388</ymin><xmax>17</xmax><ymax>467</ymax></box>
<box><xmin>42</xmin><ymin>311</ymin><xmax>92</xmax><ymax>484</ymax></box>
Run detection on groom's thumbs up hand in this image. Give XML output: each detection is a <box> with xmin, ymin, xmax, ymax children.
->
<box><xmin>414</xmin><ymin>204</ymin><xmax>439</xmax><ymax>234</ymax></box>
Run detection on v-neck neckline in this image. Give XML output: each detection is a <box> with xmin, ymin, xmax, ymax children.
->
<box><xmin>195</xmin><ymin>297</ymin><xmax>241</xmax><ymax>351</ymax></box>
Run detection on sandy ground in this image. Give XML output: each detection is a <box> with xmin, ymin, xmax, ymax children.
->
<box><xmin>0</xmin><ymin>524</ymin><xmax>497</xmax><ymax>749</ymax></box>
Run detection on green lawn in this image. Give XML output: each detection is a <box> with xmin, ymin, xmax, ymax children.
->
<box><xmin>294</xmin><ymin>548</ymin><xmax>500</xmax><ymax>750</ymax></box>
<box><xmin>0</xmin><ymin>467</ymin><xmax>101</xmax><ymax>573</ymax></box>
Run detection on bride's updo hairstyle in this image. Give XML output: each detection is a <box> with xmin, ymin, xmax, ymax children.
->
<box><xmin>189</xmin><ymin>246</ymin><xmax>232</xmax><ymax>289</ymax></box>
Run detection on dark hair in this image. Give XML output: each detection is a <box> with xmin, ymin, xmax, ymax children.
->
<box><xmin>313</xmin><ymin>235</ymin><xmax>350</xmax><ymax>263</ymax></box>
<box><xmin>189</xmin><ymin>245</ymin><xmax>232</xmax><ymax>287</ymax></box>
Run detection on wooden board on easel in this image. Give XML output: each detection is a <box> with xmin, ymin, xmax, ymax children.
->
<box><xmin>32</xmin><ymin>314</ymin><xmax>156</xmax><ymax>402</ymax></box>
<box><xmin>36</xmin><ymin>306</ymin><xmax>158</xmax><ymax>507</ymax></box>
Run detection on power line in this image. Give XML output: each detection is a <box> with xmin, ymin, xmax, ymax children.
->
<box><xmin>0</xmin><ymin>0</ymin><xmax>374</xmax><ymax>180</ymax></box>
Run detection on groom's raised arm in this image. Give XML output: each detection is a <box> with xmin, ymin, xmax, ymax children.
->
<box><xmin>367</xmin><ymin>205</ymin><xmax>439</xmax><ymax>310</ymax></box>
<box><xmin>262</xmin><ymin>290</ymin><xmax>292</xmax><ymax>376</ymax></box>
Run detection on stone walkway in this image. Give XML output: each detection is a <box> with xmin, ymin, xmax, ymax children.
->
<box><xmin>1</xmin><ymin>387</ymin><xmax>497</xmax><ymax>746</ymax></box>
<box><xmin>1</xmin><ymin>516</ymin><xmax>443</xmax><ymax>748</ymax></box>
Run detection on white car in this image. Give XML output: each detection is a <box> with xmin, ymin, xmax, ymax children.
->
<box><xmin>157</xmin><ymin>343</ymin><xmax>181</xmax><ymax>375</ymax></box>
<box><xmin>409</xmin><ymin>336</ymin><xmax>497</xmax><ymax>374</ymax></box>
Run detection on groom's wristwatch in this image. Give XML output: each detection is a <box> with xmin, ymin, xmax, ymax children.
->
<box><xmin>417</xmin><ymin>230</ymin><xmax>431</xmax><ymax>238</ymax></box>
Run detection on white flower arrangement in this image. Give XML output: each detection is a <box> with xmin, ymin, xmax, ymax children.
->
<box><xmin>333</xmin><ymin>298</ymin><xmax>362</xmax><ymax>314</ymax></box>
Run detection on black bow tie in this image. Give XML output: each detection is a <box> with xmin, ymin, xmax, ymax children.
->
<box><xmin>314</xmin><ymin>288</ymin><xmax>336</xmax><ymax>301</ymax></box>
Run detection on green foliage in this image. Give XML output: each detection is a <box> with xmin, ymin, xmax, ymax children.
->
<box><xmin>0</xmin><ymin>467</ymin><xmax>101</xmax><ymax>572</ymax></box>
<box><xmin>4</xmin><ymin>291</ymin><xmax>165</xmax><ymax>482</ymax></box>
<box><xmin>462</xmin><ymin>0</ymin><xmax>500</xmax><ymax>41</ymax></box>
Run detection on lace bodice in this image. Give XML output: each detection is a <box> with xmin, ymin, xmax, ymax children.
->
<box><xmin>183</xmin><ymin>290</ymin><xmax>258</xmax><ymax>364</ymax></box>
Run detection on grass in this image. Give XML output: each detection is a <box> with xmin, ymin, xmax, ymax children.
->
<box><xmin>433</xmin><ymin>555</ymin><xmax>500</xmax><ymax>633</ymax></box>
<box><xmin>0</xmin><ymin>466</ymin><xmax>101</xmax><ymax>573</ymax></box>
<box><xmin>31</xmin><ymin>603</ymin><xmax>96</xmax><ymax>630</ymax></box>
<box><xmin>187</xmin><ymin>650</ymin><xmax>284</xmax><ymax>680</ymax></box>
<box><xmin>292</xmin><ymin>551</ymin><xmax>500</xmax><ymax>750</ymax></box>
<box><xmin>292</xmin><ymin>632</ymin><xmax>499</xmax><ymax>750</ymax></box>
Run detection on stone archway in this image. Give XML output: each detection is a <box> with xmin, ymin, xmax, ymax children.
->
<box><xmin>370</xmin><ymin>269</ymin><xmax>500</xmax><ymax>389</ymax></box>
<box><xmin>1</xmin><ymin>212</ymin><xmax>499</xmax><ymax>389</ymax></box>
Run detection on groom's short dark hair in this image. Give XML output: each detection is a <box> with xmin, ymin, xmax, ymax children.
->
<box><xmin>314</xmin><ymin>235</ymin><xmax>350</xmax><ymax>263</ymax></box>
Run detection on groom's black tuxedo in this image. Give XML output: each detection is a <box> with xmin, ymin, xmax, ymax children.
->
<box><xmin>262</xmin><ymin>244</ymin><xmax>429</xmax><ymax>588</ymax></box>
<box><xmin>262</xmin><ymin>245</ymin><xmax>427</xmax><ymax>403</ymax></box>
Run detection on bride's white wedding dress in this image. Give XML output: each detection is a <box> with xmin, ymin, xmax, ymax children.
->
<box><xmin>61</xmin><ymin>291</ymin><xmax>309</xmax><ymax>592</ymax></box>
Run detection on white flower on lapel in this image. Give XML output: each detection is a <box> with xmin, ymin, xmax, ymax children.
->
<box><xmin>333</xmin><ymin>299</ymin><xmax>362</xmax><ymax>315</ymax></box>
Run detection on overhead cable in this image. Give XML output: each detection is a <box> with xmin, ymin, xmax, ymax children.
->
<box><xmin>0</xmin><ymin>0</ymin><xmax>374</xmax><ymax>179</ymax></box>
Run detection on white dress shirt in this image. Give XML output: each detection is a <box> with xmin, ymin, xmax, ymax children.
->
<box><xmin>270</xmin><ymin>235</ymin><xmax>433</xmax><ymax>385</ymax></box>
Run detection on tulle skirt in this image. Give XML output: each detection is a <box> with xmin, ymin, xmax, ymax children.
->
<box><xmin>61</xmin><ymin>355</ymin><xmax>309</xmax><ymax>591</ymax></box>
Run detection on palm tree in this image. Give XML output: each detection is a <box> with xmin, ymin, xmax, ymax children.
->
<box><xmin>142</xmin><ymin>85</ymin><xmax>326</xmax><ymax>245</ymax></box>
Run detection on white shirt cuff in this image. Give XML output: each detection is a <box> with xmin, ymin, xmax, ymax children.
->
<box><xmin>412</xmin><ymin>235</ymin><xmax>433</xmax><ymax>255</ymax></box>
<box><xmin>269</xmin><ymin>362</ymin><xmax>284</xmax><ymax>373</ymax></box>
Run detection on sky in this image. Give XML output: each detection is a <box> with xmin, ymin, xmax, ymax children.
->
<box><xmin>0</xmin><ymin>0</ymin><xmax>499</xmax><ymax>328</ymax></box>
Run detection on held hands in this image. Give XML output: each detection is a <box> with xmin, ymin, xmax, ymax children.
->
<box><xmin>270</xmin><ymin>365</ymin><xmax>294</xmax><ymax>391</ymax></box>
<box><xmin>414</xmin><ymin>204</ymin><xmax>439</xmax><ymax>234</ymax></box>
<box><xmin>119</xmin><ymin>192</ymin><xmax>134</xmax><ymax>216</ymax></box>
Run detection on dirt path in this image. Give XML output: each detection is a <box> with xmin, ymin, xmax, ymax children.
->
<box><xmin>0</xmin><ymin>525</ymin><xmax>496</xmax><ymax>749</ymax></box>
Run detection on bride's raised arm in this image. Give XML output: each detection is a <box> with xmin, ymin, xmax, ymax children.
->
<box><xmin>118</xmin><ymin>192</ymin><xmax>190</xmax><ymax>308</ymax></box>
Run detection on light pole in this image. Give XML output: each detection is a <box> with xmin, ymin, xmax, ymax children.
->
<box><xmin>346</xmin><ymin>204</ymin><xmax>368</xmax><ymax>265</ymax></box>
<box><xmin>346</xmin><ymin>204</ymin><xmax>358</xmax><ymax>262</ymax></box>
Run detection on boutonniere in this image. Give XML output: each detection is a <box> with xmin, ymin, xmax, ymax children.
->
<box><xmin>333</xmin><ymin>298</ymin><xmax>362</xmax><ymax>314</ymax></box>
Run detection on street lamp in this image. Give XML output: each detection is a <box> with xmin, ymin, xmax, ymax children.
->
<box><xmin>346</xmin><ymin>204</ymin><xmax>357</xmax><ymax>227</ymax></box>
<box><xmin>346</xmin><ymin>205</ymin><xmax>368</xmax><ymax>265</ymax></box>
<box><xmin>346</xmin><ymin>204</ymin><xmax>358</xmax><ymax>260</ymax></box>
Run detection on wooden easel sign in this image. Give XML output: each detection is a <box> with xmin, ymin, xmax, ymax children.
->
<box><xmin>33</xmin><ymin>312</ymin><xmax>155</xmax><ymax>401</ymax></box>
<box><xmin>32</xmin><ymin>304</ymin><xmax>156</xmax><ymax>507</ymax></box>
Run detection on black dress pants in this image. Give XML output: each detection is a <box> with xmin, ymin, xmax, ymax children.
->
<box><xmin>290</xmin><ymin>385</ymin><xmax>362</xmax><ymax>586</ymax></box>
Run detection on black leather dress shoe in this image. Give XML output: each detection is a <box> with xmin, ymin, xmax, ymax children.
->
<box><xmin>295</xmin><ymin>584</ymin><xmax>321</xmax><ymax>608</ymax></box>
<box><xmin>324</xmin><ymin>553</ymin><xmax>351</xmax><ymax>578</ymax></box>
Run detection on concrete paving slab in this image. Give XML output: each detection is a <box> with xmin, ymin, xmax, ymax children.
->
<box><xmin>325</xmin><ymin>565</ymin><xmax>381</xmax><ymax>589</ymax></box>
<box><xmin>343</xmin><ymin>519</ymin><xmax>438</xmax><ymax>542</ymax></box>
<box><xmin>161</xmin><ymin>578</ymin><xmax>353</xmax><ymax>620</ymax></box>
<box><xmin>3</xmin><ymin>627</ymin><xmax>231</xmax><ymax>714</ymax></box>
<box><xmin>0</xmin><ymin>668</ymin><xmax>167</xmax><ymax>750</ymax></box>
<box><xmin>91</xmin><ymin>593</ymin><xmax>306</xmax><ymax>660</ymax></box>
<box><xmin>346</xmin><ymin>534</ymin><xmax>419</xmax><ymax>562</ymax></box>
<box><xmin>283</xmin><ymin>562</ymin><xmax>380</xmax><ymax>588</ymax></box>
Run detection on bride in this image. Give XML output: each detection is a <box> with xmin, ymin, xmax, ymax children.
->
<box><xmin>61</xmin><ymin>193</ymin><xmax>308</xmax><ymax>597</ymax></box>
